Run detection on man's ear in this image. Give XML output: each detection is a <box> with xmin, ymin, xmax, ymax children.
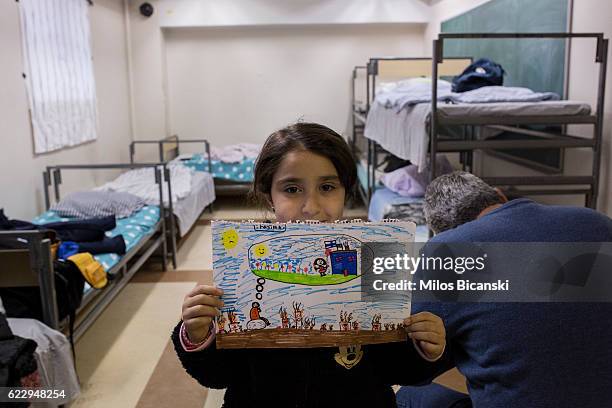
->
<box><xmin>495</xmin><ymin>188</ymin><xmax>509</xmax><ymax>203</ymax></box>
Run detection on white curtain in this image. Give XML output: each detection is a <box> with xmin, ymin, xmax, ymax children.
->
<box><xmin>19</xmin><ymin>0</ymin><xmax>98</xmax><ymax>154</ymax></box>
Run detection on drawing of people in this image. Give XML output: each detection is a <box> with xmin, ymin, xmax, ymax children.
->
<box><xmin>250</xmin><ymin>302</ymin><xmax>261</xmax><ymax>320</ymax></box>
<box><xmin>279</xmin><ymin>307</ymin><xmax>290</xmax><ymax>328</ymax></box>
<box><xmin>227</xmin><ymin>311</ymin><xmax>241</xmax><ymax>333</ymax></box>
<box><xmin>371</xmin><ymin>314</ymin><xmax>382</xmax><ymax>331</ymax></box>
<box><xmin>292</xmin><ymin>302</ymin><xmax>304</xmax><ymax>329</ymax></box>
<box><xmin>247</xmin><ymin>302</ymin><xmax>270</xmax><ymax>330</ymax></box>
<box><xmin>313</xmin><ymin>257</ymin><xmax>328</xmax><ymax>277</ymax></box>
<box><xmin>218</xmin><ymin>314</ymin><xmax>227</xmax><ymax>334</ymax></box>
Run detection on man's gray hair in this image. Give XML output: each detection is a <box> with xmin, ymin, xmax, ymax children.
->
<box><xmin>424</xmin><ymin>171</ymin><xmax>504</xmax><ymax>234</ymax></box>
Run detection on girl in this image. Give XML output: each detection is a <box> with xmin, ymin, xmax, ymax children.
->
<box><xmin>172</xmin><ymin>123</ymin><xmax>447</xmax><ymax>408</ymax></box>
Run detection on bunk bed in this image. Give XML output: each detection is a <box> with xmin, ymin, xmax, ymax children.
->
<box><xmin>131</xmin><ymin>135</ymin><xmax>254</xmax><ymax>197</ymax></box>
<box><xmin>0</xmin><ymin>163</ymin><xmax>169</xmax><ymax>342</ymax></box>
<box><xmin>351</xmin><ymin>57</ymin><xmax>473</xmax><ymax>221</ymax></box>
<box><xmin>353</xmin><ymin>32</ymin><xmax>608</xmax><ymax>216</ymax></box>
<box><xmin>430</xmin><ymin>33</ymin><xmax>608</xmax><ymax>208</ymax></box>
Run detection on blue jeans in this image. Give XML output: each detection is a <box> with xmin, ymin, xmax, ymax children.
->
<box><xmin>396</xmin><ymin>384</ymin><xmax>472</xmax><ymax>408</ymax></box>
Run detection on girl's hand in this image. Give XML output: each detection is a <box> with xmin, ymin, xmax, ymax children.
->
<box><xmin>182</xmin><ymin>285</ymin><xmax>224</xmax><ymax>343</ymax></box>
<box><xmin>403</xmin><ymin>311</ymin><xmax>446</xmax><ymax>361</ymax></box>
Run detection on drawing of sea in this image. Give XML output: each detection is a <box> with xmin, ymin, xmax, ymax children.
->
<box><xmin>212</xmin><ymin>220</ymin><xmax>415</xmax><ymax>348</ymax></box>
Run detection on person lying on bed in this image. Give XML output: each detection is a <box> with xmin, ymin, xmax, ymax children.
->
<box><xmin>171</xmin><ymin>123</ymin><xmax>447</xmax><ymax>408</ymax></box>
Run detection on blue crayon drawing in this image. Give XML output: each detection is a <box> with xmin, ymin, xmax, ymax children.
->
<box><xmin>212</xmin><ymin>220</ymin><xmax>415</xmax><ymax>345</ymax></box>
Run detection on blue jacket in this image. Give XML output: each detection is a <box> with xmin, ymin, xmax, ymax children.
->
<box><xmin>413</xmin><ymin>199</ymin><xmax>612</xmax><ymax>407</ymax></box>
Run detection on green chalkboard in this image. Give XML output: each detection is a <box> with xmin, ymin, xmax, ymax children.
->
<box><xmin>441</xmin><ymin>0</ymin><xmax>569</xmax><ymax>97</ymax></box>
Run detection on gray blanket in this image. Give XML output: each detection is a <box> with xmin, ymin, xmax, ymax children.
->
<box><xmin>376</xmin><ymin>82</ymin><xmax>560</xmax><ymax>112</ymax></box>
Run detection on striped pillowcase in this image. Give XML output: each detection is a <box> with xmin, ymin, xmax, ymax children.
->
<box><xmin>51</xmin><ymin>191</ymin><xmax>146</xmax><ymax>219</ymax></box>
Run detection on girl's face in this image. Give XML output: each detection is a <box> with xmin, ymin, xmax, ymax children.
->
<box><xmin>269</xmin><ymin>150</ymin><xmax>345</xmax><ymax>222</ymax></box>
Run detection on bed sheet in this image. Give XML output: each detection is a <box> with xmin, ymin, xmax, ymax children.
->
<box><xmin>176</xmin><ymin>154</ymin><xmax>255</xmax><ymax>182</ymax></box>
<box><xmin>172</xmin><ymin>170</ymin><xmax>215</xmax><ymax>236</ymax></box>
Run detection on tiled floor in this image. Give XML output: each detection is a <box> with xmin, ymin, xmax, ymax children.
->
<box><xmin>70</xmin><ymin>200</ymin><xmax>464</xmax><ymax>407</ymax></box>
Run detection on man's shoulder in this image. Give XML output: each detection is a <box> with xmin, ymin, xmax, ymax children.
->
<box><xmin>430</xmin><ymin>199</ymin><xmax>612</xmax><ymax>243</ymax></box>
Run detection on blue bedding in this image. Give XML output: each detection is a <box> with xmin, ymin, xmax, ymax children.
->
<box><xmin>180</xmin><ymin>154</ymin><xmax>254</xmax><ymax>182</ymax></box>
<box><xmin>33</xmin><ymin>206</ymin><xmax>160</xmax><ymax>272</ymax></box>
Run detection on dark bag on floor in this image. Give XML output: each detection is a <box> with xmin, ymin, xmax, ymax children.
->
<box><xmin>452</xmin><ymin>58</ymin><xmax>505</xmax><ymax>93</ymax></box>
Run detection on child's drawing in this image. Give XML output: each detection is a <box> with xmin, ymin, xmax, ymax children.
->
<box><xmin>213</xmin><ymin>220</ymin><xmax>415</xmax><ymax>348</ymax></box>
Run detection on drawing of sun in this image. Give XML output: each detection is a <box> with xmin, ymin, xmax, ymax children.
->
<box><xmin>253</xmin><ymin>243</ymin><xmax>269</xmax><ymax>258</ymax></box>
<box><xmin>221</xmin><ymin>229</ymin><xmax>239</xmax><ymax>250</ymax></box>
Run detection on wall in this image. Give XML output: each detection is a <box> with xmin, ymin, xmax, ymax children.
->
<box><xmin>0</xmin><ymin>0</ymin><xmax>133</xmax><ymax>220</ymax></box>
<box><xmin>158</xmin><ymin>0</ymin><xmax>431</xmax><ymax>28</ymax></box>
<box><xmin>164</xmin><ymin>24</ymin><xmax>425</xmax><ymax>148</ymax></box>
<box><xmin>426</xmin><ymin>0</ymin><xmax>612</xmax><ymax>215</ymax></box>
<box><xmin>424</xmin><ymin>0</ymin><xmax>491</xmax><ymax>53</ymax></box>
<box><xmin>127</xmin><ymin>0</ymin><xmax>429</xmax><ymax>158</ymax></box>
<box><xmin>567</xmin><ymin>0</ymin><xmax>612</xmax><ymax>214</ymax></box>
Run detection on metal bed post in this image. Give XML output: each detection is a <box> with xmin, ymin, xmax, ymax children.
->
<box><xmin>43</xmin><ymin>169</ymin><xmax>51</xmax><ymax>210</ymax></box>
<box><xmin>351</xmin><ymin>67</ymin><xmax>357</xmax><ymax>156</ymax></box>
<box><xmin>366</xmin><ymin>61</ymin><xmax>373</xmax><ymax>203</ymax></box>
<box><xmin>30</xmin><ymin>234</ymin><xmax>59</xmax><ymax>330</ymax></box>
<box><xmin>370</xmin><ymin>60</ymin><xmax>379</xmax><ymax>201</ymax></box>
<box><xmin>591</xmin><ymin>37</ymin><xmax>608</xmax><ymax>208</ymax></box>
<box><xmin>431</xmin><ymin>39</ymin><xmax>442</xmax><ymax>184</ymax></box>
<box><xmin>204</xmin><ymin>139</ymin><xmax>214</xmax><ymax>213</ymax></box>
<box><xmin>53</xmin><ymin>168</ymin><xmax>62</xmax><ymax>203</ymax></box>
<box><xmin>129</xmin><ymin>142</ymin><xmax>135</xmax><ymax>164</ymax></box>
<box><xmin>164</xmin><ymin>164</ymin><xmax>178</xmax><ymax>269</ymax></box>
<box><xmin>158</xmin><ymin>142</ymin><xmax>165</xmax><ymax>164</ymax></box>
<box><xmin>154</xmin><ymin>166</ymin><xmax>168</xmax><ymax>271</ymax></box>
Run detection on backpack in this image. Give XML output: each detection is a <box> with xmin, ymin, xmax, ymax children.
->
<box><xmin>452</xmin><ymin>58</ymin><xmax>505</xmax><ymax>93</ymax></box>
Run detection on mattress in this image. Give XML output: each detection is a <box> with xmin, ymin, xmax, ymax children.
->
<box><xmin>33</xmin><ymin>205</ymin><xmax>161</xmax><ymax>272</ymax></box>
<box><xmin>365</xmin><ymin>100</ymin><xmax>592</xmax><ymax>170</ymax></box>
<box><xmin>176</xmin><ymin>154</ymin><xmax>255</xmax><ymax>182</ymax></box>
<box><xmin>438</xmin><ymin>100</ymin><xmax>591</xmax><ymax>119</ymax></box>
<box><xmin>172</xmin><ymin>170</ymin><xmax>215</xmax><ymax>236</ymax></box>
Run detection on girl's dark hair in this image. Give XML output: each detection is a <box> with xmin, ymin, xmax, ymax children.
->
<box><xmin>250</xmin><ymin>122</ymin><xmax>356</xmax><ymax>208</ymax></box>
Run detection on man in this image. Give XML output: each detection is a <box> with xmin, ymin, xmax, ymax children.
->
<box><xmin>397</xmin><ymin>171</ymin><xmax>612</xmax><ymax>408</ymax></box>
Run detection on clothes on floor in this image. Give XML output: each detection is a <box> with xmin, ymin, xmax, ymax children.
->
<box><xmin>8</xmin><ymin>317</ymin><xmax>80</xmax><ymax>405</ymax></box>
<box><xmin>0</xmin><ymin>314</ymin><xmax>41</xmax><ymax>396</ymax></box>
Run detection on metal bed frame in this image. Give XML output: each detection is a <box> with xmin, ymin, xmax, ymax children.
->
<box><xmin>130</xmin><ymin>135</ymin><xmax>216</xmax><ymax>260</ymax></box>
<box><xmin>0</xmin><ymin>163</ymin><xmax>169</xmax><ymax>342</ymax></box>
<box><xmin>430</xmin><ymin>32</ymin><xmax>608</xmax><ymax>208</ymax></box>
<box><xmin>131</xmin><ymin>135</ymin><xmax>253</xmax><ymax>197</ymax></box>
<box><xmin>353</xmin><ymin>32</ymin><xmax>608</xmax><ymax>210</ymax></box>
<box><xmin>351</xmin><ymin>57</ymin><xmax>473</xmax><ymax>205</ymax></box>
